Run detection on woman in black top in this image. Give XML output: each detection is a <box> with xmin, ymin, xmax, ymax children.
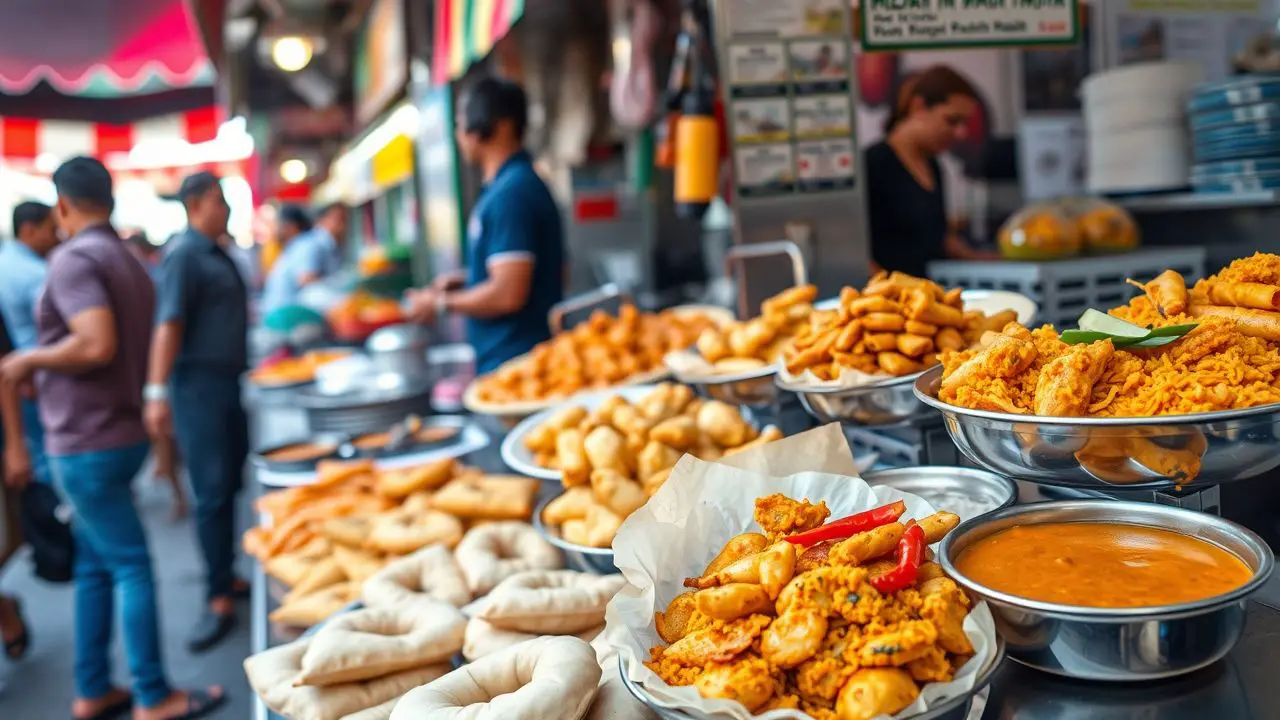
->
<box><xmin>865</xmin><ymin>65</ymin><xmax>997</xmax><ymax>277</ymax></box>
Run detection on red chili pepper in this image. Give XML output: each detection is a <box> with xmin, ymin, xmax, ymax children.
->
<box><xmin>870</xmin><ymin>523</ymin><xmax>926</xmax><ymax>594</ymax></box>
<box><xmin>784</xmin><ymin>500</ymin><xmax>907</xmax><ymax>545</ymax></box>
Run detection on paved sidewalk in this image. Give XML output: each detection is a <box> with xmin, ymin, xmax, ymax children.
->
<box><xmin>0</xmin><ymin>475</ymin><xmax>251</xmax><ymax>719</ymax></box>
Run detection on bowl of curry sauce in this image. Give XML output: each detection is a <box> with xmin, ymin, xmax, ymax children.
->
<box><xmin>939</xmin><ymin>500</ymin><xmax>1273</xmax><ymax>681</ymax></box>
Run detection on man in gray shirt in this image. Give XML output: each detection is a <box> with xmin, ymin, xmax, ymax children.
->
<box><xmin>144</xmin><ymin>171</ymin><xmax>249</xmax><ymax>654</ymax></box>
<box><xmin>0</xmin><ymin>156</ymin><xmax>224</xmax><ymax>720</ymax></box>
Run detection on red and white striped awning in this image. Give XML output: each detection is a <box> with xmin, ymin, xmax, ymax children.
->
<box><xmin>0</xmin><ymin>106</ymin><xmax>221</xmax><ymax>161</ymax></box>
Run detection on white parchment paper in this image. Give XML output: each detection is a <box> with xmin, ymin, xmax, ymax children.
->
<box><xmin>603</xmin><ymin>424</ymin><xmax>998</xmax><ymax>719</ymax></box>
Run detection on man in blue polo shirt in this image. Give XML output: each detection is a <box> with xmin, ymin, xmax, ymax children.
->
<box><xmin>405</xmin><ymin>77</ymin><xmax>565</xmax><ymax>373</ymax></box>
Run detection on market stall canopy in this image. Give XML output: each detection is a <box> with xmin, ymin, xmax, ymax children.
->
<box><xmin>0</xmin><ymin>0</ymin><xmax>214</xmax><ymax>97</ymax></box>
<box><xmin>0</xmin><ymin>106</ymin><xmax>223</xmax><ymax>162</ymax></box>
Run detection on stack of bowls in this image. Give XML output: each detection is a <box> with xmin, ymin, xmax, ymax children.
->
<box><xmin>1188</xmin><ymin>73</ymin><xmax>1280</xmax><ymax>192</ymax></box>
<box><xmin>1082</xmin><ymin>61</ymin><xmax>1204</xmax><ymax>194</ymax></box>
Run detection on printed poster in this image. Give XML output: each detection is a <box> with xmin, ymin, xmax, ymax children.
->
<box><xmin>731</xmin><ymin>98</ymin><xmax>791</xmax><ymax>143</ymax></box>
<box><xmin>722</xmin><ymin>0</ymin><xmax>845</xmax><ymax>37</ymax></box>
<box><xmin>793</xmin><ymin>95</ymin><xmax>853</xmax><ymax>140</ymax></box>
<box><xmin>860</xmin><ymin>0</ymin><xmax>1079</xmax><ymax>51</ymax></box>
<box><xmin>734</xmin><ymin>144</ymin><xmax>796</xmax><ymax>196</ymax></box>
<box><xmin>796</xmin><ymin>139</ymin><xmax>856</xmax><ymax>191</ymax></box>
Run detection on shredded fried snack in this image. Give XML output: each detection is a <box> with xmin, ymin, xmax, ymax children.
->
<box><xmin>646</xmin><ymin>496</ymin><xmax>974</xmax><ymax>719</ymax></box>
<box><xmin>939</xmin><ymin>255</ymin><xmax>1280</xmax><ymax>417</ymax></box>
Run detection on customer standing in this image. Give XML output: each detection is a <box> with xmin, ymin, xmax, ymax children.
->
<box><xmin>260</xmin><ymin>202</ymin><xmax>350</xmax><ymax>315</ymax></box>
<box><xmin>0</xmin><ymin>310</ymin><xmax>33</xmax><ymax>662</ymax></box>
<box><xmin>404</xmin><ymin>77</ymin><xmax>566</xmax><ymax>373</ymax></box>
<box><xmin>143</xmin><ymin>171</ymin><xmax>249</xmax><ymax>653</ymax></box>
<box><xmin>0</xmin><ymin>202</ymin><xmax>58</xmax><ymax>490</ymax></box>
<box><xmin>0</xmin><ymin>157</ymin><xmax>224</xmax><ymax>720</ymax></box>
<box><xmin>864</xmin><ymin>65</ymin><xmax>997</xmax><ymax>277</ymax></box>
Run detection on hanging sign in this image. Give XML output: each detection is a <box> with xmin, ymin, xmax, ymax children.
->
<box><xmin>860</xmin><ymin>0</ymin><xmax>1080</xmax><ymax>52</ymax></box>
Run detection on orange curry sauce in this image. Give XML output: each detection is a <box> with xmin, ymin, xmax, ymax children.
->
<box><xmin>955</xmin><ymin>522</ymin><xmax>1252</xmax><ymax>608</ymax></box>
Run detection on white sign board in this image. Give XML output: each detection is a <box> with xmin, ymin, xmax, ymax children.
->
<box><xmin>1097</xmin><ymin>0</ymin><xmax>1272</xmax><ymax>83</ymax></box>
<box><xmin>860</xmin><ymin>0</ymin><xmax>1080</xmax><ymax>51</ymax></box>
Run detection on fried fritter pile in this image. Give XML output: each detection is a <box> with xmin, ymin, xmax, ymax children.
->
<box><xmin>473</xmin><ymin>304</ymin><xmax>720</xmax><ymax>404</ymax></box>
<box><xmin>783</xmin><ymin>272</ymin><xmax>1016</xmax><ymax>381</ymax></box>
<box><xmin>694</xmin><ymin>285</ymin><xmax>820</xmax><ymax>373</ymax></box>
<box><xmin>646</xmin><ymin>494</ymin><xmax>971</xmax><ymax>720</ymax></box>
<box><xmin>534</xmin><ymin>384</ymin><xmax>783</xmax><ymax>548</ymax></box>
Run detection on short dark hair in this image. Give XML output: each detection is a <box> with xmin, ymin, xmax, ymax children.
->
<box><xmin>52</xmin><ymin>156</ymin><xmax>115</xmax><ymax>214</ymax></box>
<box><xmin>463</xmin><ymin>77</ymin><xmax>528</xmax><ymax>141</ymax></box>
<box><xmin>174</xmin><ymin>170</ymin><xmax>222</xmax><ymax>207</ymax></box>
<box><xmin>12</xmin><ymin>201</ymin><xmax>51</xmax><ymax>237</ymax></box>
<box><xmin>278</xmin><ymin>204</ymin><xmax>313</xmax><ymax>233</ymax></box>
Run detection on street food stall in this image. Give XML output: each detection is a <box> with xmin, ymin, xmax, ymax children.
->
<box><xmin>234</xmin><ymin>238</ymin><xmax>1280</xmax><ymax>720</ymax></box>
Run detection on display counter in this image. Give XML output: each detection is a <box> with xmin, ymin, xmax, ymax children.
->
<box><xmin>244</xmin><ymin>384</ymin><xmax>1280</xmax><ymax>720</ymax></box>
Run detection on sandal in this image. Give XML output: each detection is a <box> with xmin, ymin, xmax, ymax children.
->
<box><xmin>170</xmin><ymin>688</ymin><xmax>226</xmax><ymax>720</ymax></box>
<box><xmin>71</xmin><ymin>693</ymin><xmax>133</xmax><ymax>720</ymax></box>
<box><xmin>1</xmin><ymin>596</ymin><xmax>29</xmax><ymax>660</ymax></box>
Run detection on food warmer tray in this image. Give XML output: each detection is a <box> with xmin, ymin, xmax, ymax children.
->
<box><xmin>913</xmin><ymin>366</ymin><xmax>1280</xmax><ymax>490</ymax></box>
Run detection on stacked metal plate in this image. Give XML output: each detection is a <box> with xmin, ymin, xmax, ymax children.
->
<box><xmin>1188</xmin><ymin>74</ymin><xmax>1280</xmax><ymax>190</ymax></box>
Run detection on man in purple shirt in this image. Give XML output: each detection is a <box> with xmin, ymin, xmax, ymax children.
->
<box><xmin>0</xmin><ymin>157</ymin><xmax>224</xmax><ymax>720</ymax></box>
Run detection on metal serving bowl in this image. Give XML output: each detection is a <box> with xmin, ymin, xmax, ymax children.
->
<box><xmin>531</xmin><ymin>494</ymin><xmax>619</xmax><ymax>575</ymax></box>
<box><xmin>863</xmin><ymin>466</ymin><xmax>1017</xmax><ymax>523</ymax></box>
<box><xmin>617</xmin><ymin>640</ymin><xmax>1006</xmax><ymax>720</ymax></box>
<box><xmin>683</xmin><ymin>367</ymin><xmax>781</xmax><ymax>408</ymax></box>
<box><xmin>939</xmin><ymin>500</ymin><xmax>1274</xmax><ymax>681</ymax></box>
<box><xmin>914</xmin><ymin>365</ymin><xmax>1280</xmax><ymax>489</ymax></box>
<box><xmin>777</xmin><ymin>367</ymin><xmax>935</xmax><ymax>426</ymax></box>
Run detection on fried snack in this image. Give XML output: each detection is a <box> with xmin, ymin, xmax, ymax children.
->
<box><xmin>318</xmin><ymin>516</ymin><xmax>373</xmax><ymax>549</ymax></box>
<box><xmin>783</xmin><ymin>271</ymin><xmax>1013</xmax><ymax>382</ymax></box>
<box><xmin>376</xmin><ymin>458</ymin><xmax>456</xmax><ymax>499</ymax></box>
<box><xmin>270</xmin><ymin>582</ymin><xmax>358</xmax><ymax>628</ymax></box>
<box><xmin>471</xmin><ymin>304</ymin><xmax>720</xmax><ymax>404</ymax></box>
<box><xmin>331</xmin><ymin>545</ymin><xmax>387</xmax><ymax>584</ymax></box>
<box><xmin>365</xmin><ymin>508</ymin><xmax>465</xmax><ymax>554</ymax></box>
<box><xmin>692</xmin><ymin>285</ymin><xmax>819</xmax><ymax>370</ymax></box>
<box><xmin>430</xmin><ymin>475</ymin><xmax>539</xmax><ymax>521</ymax></box>
<box><xmin>1128</xmin><ymin>269</ymin><xmax>1188</xmax><ymax>317</ymax></box>
<box><xmin>939</xmin><ymin>255</ymin><xmax>1280</xmax><ymax>419</ymax></box>
<box><xmin>531</xmin><ymin>384</ymin><xmax>784</xmax><ymax>547</ymax></box>
<box><xmin>646</xmin><ymin>495</ymin><xmax>975</xmax><ymax>717</ymax></box>
<box><xmin>249</xmin><ymin>349</ymin><xmax>351</xmax><ymax>386</ymax></box>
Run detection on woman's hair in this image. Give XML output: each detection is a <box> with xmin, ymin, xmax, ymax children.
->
<box><xmin>883</xmin><ymin>65</ymin><xmax>979</xmax><ymax>134</ymax></box>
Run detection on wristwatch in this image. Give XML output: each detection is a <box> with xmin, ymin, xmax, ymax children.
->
<box><xmin>143</xmin><ymin>383</ymin><xmax>169</xmax><ymax>402</ymax></box>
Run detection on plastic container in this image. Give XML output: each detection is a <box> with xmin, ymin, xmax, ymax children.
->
<box><xmin>997</xmin><ymin>202</ymin><xmax>1082</xmax><ymax>261</ymax></box>
<box><xmin>1193</xmin><ymin>130</ymin><xmax>1280</xmax><ymax>162</ymax></box>
<box><xmin>1066</xmin><ymin>197</ymin><xmax>1141</xmax><ymax>253</ymax></box>
<box><xmin>1190</xmin><ymin>101</ymin><xmax>1280</xmax><ymax>131</ymax></box>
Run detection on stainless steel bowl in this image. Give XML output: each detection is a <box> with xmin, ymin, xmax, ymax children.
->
<box><xmin>863</xmin><ymin>466</ymin><xmax>1017</xmax><ymax>523</ymax></box>
<box><xmin>914</xmin><ymin>365</ymin><xmax>1280</xmax><ymax>489</ymax></box>
<box><xmin>531</xmin><ymin>494</ymin><xmax>618</xmax><ymax>575</ymax></box>
<box><xmin>939</xmin><ymin>500</ymin><xmax>1274</xmax><ymax>681</ymax></box>
<box><xmin>617</xmin><ymin>640</ymin><xmax>1005</xmax><ymax>720</ymax></box>
<box><xmin>777</xmin><ymin>367</ymin><xmax>934</xmax><ymax>426</ymax></box>
<box><xmin>684</xmin><ymin>368</ymin><xmax>781</xmax><ymax>407</ymax></box>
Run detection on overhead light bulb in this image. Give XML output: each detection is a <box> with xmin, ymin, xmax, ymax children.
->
<box><xmin>271</xmin><ymin>36</ymin><xmax>314</xmax><ymax>73</ymax></box>
<box><xmin>279</xmin><ymin>158</ymin><xmax>309</xmax><ymax>184</ymax></box>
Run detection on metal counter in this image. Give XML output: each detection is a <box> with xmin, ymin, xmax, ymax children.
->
<box><xmin>247</xmin><ymin>387</ymin><xmax>1280</xmax><ymax>720</ymax></box>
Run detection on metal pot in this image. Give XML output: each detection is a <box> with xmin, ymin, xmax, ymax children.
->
<box><xmin>365</xmin><ymin>324</ymin><xmax>430</xmax><ymax>380</ymax></box>
<box><xmin>940</xmin><ymin>500</ymin><xmax>1274</xmax><ymax>681</ymax></box>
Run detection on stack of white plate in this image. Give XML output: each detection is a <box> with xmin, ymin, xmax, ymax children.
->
<box><xmin>1082</xmin><ymin>61</ymin><xmax>1205</xmax><ymax>193</ymax></box>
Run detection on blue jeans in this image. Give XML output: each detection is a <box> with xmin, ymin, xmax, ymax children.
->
<box><xmin>172</xmin><ymin>368</ymin><xmax>248</xmax><ymax>601</ymax></box>
<box><xmin>52</xmin><ymin>443</ymin><xmax>171</xmax><ymax>707</ymax></box>
<box><xmin>20</xmin><ymin>398</ymin><xmax>50</xmax><ymax>485</ymax></box>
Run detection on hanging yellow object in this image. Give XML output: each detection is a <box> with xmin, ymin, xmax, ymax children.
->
<box><xmin>674</xmin><ymin>93</ymin><xmax>718</xmax><ymax>219</ymax></box>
